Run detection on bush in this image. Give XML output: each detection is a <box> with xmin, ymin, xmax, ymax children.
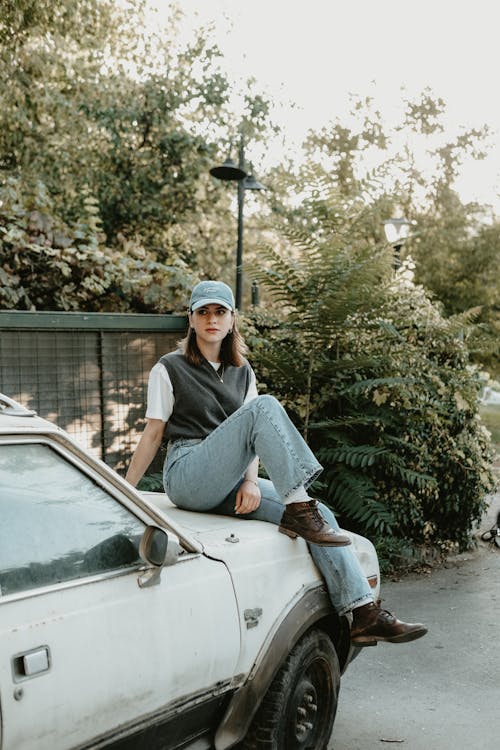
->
<box><xmin>138</xmin><ymin>473</ymin><xmax>164</xmax><ymax>492</ymax></box>
<box><xmin>246</xmin><ymin>185</ymin><xmax>496</xmax><ymax>557</ymax></box>
<box><xmin>0</xmin><ymin>177</ymin><xmax>194</xmax><ymax>312</ymax></box>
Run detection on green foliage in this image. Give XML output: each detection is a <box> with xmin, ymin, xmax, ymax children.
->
<box><xmin>247</xmin><ymin>180</ymin><xmax>496</xmax><ymax>555</ymax></box>
<box><xmin>0</xmin><ymin>177</ymin><xmax>195</xmax><ymax>311</ymax></box>
<box><xmin>137</xmin><ymin>472</ymin><xmax>164</xmax><ymax>492</ymax></box>
<box><xmin>0</xmin><ymin>0</ymin><xmax>118</xmax><ymax>46</ymax></box>
<box><xmin>411</xmin><ymin>203</ymin><xmax>500</xmax><ymax>372</ymax></box>
<box><xmin>371</xmin><ymin>535</ymin><xmax>427</xmax><ymax>577</ymax></box>
<box><xmin>296</xmin><ymin>91</ymin><xmax>500</xmax><ymax>374</ymax></box>
<box><xmin>0</xmin><ymin>0</ymin><xmax>275</xmax><ymax>307</ymax></box>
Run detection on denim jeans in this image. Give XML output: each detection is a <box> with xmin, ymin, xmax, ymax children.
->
<box><xmin>163</xmin><ymin>395</ymin><xmax>373</xmax><ymax>614</ymax></box>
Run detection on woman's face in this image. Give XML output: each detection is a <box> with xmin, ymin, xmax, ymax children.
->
<box><xmin>189</xmin><ymin>304</ymin><xmax>234</xmax><ymax>349</ymax></box>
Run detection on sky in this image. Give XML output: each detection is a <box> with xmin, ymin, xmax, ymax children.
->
<box><xmin>150</xmin><ymin>0</ymin><xmax>499</xmax><ymax>211</ymax></box>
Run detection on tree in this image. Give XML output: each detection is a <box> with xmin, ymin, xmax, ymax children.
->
<box><xmin>0</xmin><ymin>0</ymin><xmax>275</xmax><ymax>311</ymax></box>
<box><xmin>0</xmin><ymin>0</ymin><xmax>125</xmax><ymax>177</ymax></box>
<box><xmin>0</xmin><ymin>1</ymin><xmax>229</xmax><ymax>235</ymax></box>
<box><xmin>269</xmin><ymin>90</ymin><xmax>499</xmax><ymax>373</ymax></box>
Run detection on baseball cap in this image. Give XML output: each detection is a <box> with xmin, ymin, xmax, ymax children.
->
<box><xmin>189</xmin><ymin>280</ymin><xmax>235</xmax><ymax>312</ymax></box>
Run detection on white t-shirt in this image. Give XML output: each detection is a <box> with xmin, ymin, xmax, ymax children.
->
<box><xmin>145</xmin><ymin>360</ymin><xmax>259</xmax><ymax>423</ymax></box>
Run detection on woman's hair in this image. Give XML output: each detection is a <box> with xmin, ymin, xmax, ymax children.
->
<box><xmin>179</xmin><ymin>314</ymin><xmax>247</xmax><ymax>367</ymax></box>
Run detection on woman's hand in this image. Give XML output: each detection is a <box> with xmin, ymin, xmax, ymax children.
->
<box><xmin>235</xmin><ymin>479</ymin><xmax>261</xmax><ymax>515</ymax></box>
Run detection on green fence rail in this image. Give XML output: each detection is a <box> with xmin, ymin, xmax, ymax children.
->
<box><xmin>0</xmin><ymin>311</ymin><xmax>187</xmax><ymax>473</ymax></box>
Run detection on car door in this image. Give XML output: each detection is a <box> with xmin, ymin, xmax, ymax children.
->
<box><xmin>0</xmin><ymin>439</ymin><xmax>241</xmax><ymax>750</ymax></box>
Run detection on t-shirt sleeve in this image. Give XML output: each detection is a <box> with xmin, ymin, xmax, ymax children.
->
<box><xmin>145</xmin><ymin>362</ymin><xmax>175</xmax><ymax>422</ymax></box>
<box><xmin>244</xmin><ymin>367</ymin><xmax>259</xmax><ymax>404</ymax></box>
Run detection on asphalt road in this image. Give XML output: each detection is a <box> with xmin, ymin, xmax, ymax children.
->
<box><xmin>329</xmin><ymin>497</ymin><xmax>500</xmax><ymax>750</ymax></box>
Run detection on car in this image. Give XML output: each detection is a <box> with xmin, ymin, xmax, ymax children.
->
<box><xmin>0</xmin><ymin>393</ymin><xmax>380</xmax><ymax>750</ymax></box>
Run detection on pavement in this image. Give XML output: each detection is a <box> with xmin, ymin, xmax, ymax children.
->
<box><xmin>329</xmin><ymin>494</ymin><xmax>500</xmax><ymax>750</ymax></box>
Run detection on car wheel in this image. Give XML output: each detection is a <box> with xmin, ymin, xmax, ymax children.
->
<box><xmin>241</xmin><ymin>627</ymin><xmax>340</xmax><ymax>750</ymax></box>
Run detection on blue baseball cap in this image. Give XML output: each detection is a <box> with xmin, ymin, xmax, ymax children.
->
<box><xmin>189</xmin><ymin>280</ymin><xmax>235</xmax><ymax>311</ymax></box>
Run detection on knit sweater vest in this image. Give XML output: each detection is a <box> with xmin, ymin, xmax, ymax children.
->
<box><xmin>160</xmin><ymin>350</ymin><xmax>252</xmax><ymax>443</ymax></box>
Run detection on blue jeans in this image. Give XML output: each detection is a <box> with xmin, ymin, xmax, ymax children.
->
<box><xmin>164</xmin><ymin>395</ymin><xmax>373</xmax><ymax>614</ymax></box>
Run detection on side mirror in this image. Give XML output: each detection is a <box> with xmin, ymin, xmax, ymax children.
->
<box><xmin>138</xmin><ymin>526</ymin><xmax>171</xmax><ymax>588</ymax></box>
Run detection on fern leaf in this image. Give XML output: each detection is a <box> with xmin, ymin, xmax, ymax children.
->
<box><xmin>326</xmin><ymin>470</ymin><xmax>396</xmax><ymax>533</ymax></box>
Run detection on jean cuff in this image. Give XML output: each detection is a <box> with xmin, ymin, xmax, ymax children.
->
<box><xmin>338</xmin><ymin>594</ymin><xmax>374</xmax><ymax>617</ymax></box>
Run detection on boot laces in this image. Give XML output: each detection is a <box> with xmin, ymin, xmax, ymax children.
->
<box><xmin>373</xmin><ymin>599</ymin><xmax>396</xmax><ymax>622</ymax></box>
<box><xmin>309</xmin><ymin>503</ymin><xmax>326</xmax><ymax>527</ymax></box>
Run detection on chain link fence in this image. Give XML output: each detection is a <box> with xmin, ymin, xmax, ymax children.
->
<box><xmin>0</xmin><ymin>312</ymin><xmax>186</xmax><ymax>474</ymax></box>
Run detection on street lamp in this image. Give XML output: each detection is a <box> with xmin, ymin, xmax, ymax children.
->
<box><xmin>210</xmin><ymin>139</ymin><xmax>264</xmax><ymax>309</ymax></box>
<box><xmin>383</xmin><ymin>217</ymin><xmax>413</xmax><ymax>268</ymax></box>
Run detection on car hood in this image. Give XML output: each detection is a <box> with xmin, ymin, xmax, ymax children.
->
<box><xmin>140</xmin><ymin>490</ymin><xmax>380</xmax><ymax>593</ymax></box>
<box><xmin>141</xmin><ymin>489</ymin><xmax>279</xmax><ymax>545</ymax></box>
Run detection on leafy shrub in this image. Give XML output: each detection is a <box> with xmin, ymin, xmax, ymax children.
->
<box><xmin>246</xmin><ymin>184</ymin><xmax>496</xmax><ymax>556</ymax></box>
<box><xmin>371</xmin><ymin>535</ymin><xmax>426</xmax><ymax>577</ymax></box>
<box><xmin>0</xmin><ymin>177</ymin><xmax>194</xmax><ymax>312</ymax></box>
<box><xmin>137</xmin><ymin>473</ymin><xmax>164</xmax><ymax>492</ymax></box>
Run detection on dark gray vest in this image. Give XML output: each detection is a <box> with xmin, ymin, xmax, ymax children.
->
<box><xmin>160</xmin><ymin>350</ymin><xmax>252</xmax><ymax>443</ymax></box>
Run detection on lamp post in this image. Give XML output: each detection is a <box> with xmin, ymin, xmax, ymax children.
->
<box><xmin>383</xmin><ymin>217</ymin><xmax>412</xmax><ymax>268</ymax></box>
<box><xmin>210</xmin><ymin>139</ymin><xmax>264</xmax><ymax>309</ymax></box>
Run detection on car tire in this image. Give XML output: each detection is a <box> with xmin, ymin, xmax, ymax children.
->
<box><xmin>240</xmin><ymin>627</ymin><xmax>340</xmax><ymax>750</ymax></box>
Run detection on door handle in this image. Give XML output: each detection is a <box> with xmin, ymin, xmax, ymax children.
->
<box><xmin>12</xmin><ymin>646</ymin><xmax>51</xmax><ymax>681</ymax></box>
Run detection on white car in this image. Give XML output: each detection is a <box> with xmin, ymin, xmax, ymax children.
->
<box><xmin>0</xmin><ymin>393</ymin><xmax>380</xmax><ymax>750</ymax></box>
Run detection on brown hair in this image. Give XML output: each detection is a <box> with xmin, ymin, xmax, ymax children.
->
<box><xmin>179</xmin><ymin>316</ymin><xmax>248</xmax><ymax>367</ymax></box>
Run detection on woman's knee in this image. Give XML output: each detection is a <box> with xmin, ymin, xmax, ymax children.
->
<box><xmin>253</xmin><ymin>393</ymin><xmax>284</xmax><ymax>415</ymax></box>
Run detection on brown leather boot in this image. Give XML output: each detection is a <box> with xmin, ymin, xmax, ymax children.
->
<box><xmin>351</xmin><ymin>600</ymin><xmax>428</xmax><ymax>646</ymax></box>
<box><xmin>279</xmin><ymin>500</ymin><xmax>352</xmax><ymax>547</ymax></box>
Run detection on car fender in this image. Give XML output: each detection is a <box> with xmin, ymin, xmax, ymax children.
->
<box><xmin>214</xmin><ymin>584</ymin><xmax>344</xmax><ymax>750</ymax></box>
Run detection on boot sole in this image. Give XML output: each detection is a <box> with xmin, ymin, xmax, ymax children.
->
<box><xmin>278</xmin><ymin>526</ymin><xmax>352</xmax><ymax>547</ymax></box>
<box><xmin>352</xmin><ymin>626</ymin><xmax>428</xmax><ymax>647</ymax></box>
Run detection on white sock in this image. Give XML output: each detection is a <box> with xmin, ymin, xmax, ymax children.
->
<box><xmin>284</xmin><ymin>485</ymin><xmax>310</xmax><ymax>504</ymax></box>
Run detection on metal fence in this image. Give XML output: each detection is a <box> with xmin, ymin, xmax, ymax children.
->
<box><xmin>0</xmin><ymin>311</ymin><xmax>186</xmax><ymax>474</ymax></box>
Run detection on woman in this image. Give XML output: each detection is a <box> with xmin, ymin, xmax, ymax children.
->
<box><xmin>126</xmin><ymin>280</ymin><xmax>427</xmax><ymax>646</ymax></box>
